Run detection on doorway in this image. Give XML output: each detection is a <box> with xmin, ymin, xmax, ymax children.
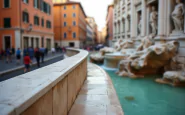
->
<box><xmin>4</xmin><ymin>36</ymin><xmax>11</xmax><ymax>49</ymax></box>
<box><xmin>31</xmin><ymin>37</ymin><xmax>34</xmax><ymax>48</ymax></box>
<box><xmin>23</xmin><ymin>37</ymin><xmax>29</xmax><ymax>48</ymax></box>
<box><xmin>46</xmin><ymin>39</ymin><xmax>51</xmax><ymax>50</ymax></box>
<box><xmin>69</xmin><ymin>42</ymin><xmax>75</xmax><ymax>47</ymax></box>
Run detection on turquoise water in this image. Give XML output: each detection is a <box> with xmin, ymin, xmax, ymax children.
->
<box><xmin>105</xmin><ymin>70</ymin><xmax>185</xmax><ymax>115</ymax></box>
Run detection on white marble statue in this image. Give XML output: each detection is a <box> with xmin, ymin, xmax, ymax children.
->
<box><xmin>171</xmin><ymin>0</ymin><xmax>184</xmax><ymax>31</ymax></box>
<box><xmin>150</xmin><ymin>6</ymin><xmax>158</xmax><ymax>36</ymax></box>
<box><xmin>138</xmin><ymin>16</ymin><xmax>142</xmax><ymax>35</ymax></box>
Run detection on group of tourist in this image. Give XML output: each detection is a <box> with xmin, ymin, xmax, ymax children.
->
<box><xmin>0</xmin><ymin>47</ymin><xmax>52</xmax><ymax>73</ymax></box>
<box><xmin>0</xmin><ymin>47</ymin><xmax>15</xmax><ymax>63</ymax></box>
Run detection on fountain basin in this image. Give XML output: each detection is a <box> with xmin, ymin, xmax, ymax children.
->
<box><xmin>104</xmin><ymin>52</ymin><xmax>127</xmax><ymax>69</ymax></box>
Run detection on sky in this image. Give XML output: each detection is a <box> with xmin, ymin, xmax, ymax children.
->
<box><xmin>71</xmin><ymin>0</ymin><xmax>113</xmax><ymax>31</ymax></box>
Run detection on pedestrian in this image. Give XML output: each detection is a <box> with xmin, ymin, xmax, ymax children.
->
<box><xmin>16</xmin><ymin>48</ymin><xmax>21</xmax><ymax>65</ymax></box>
<box><xmin>0</xmin><ymin>49</ymin><xmax>4</xmax><ymax>60</ymax></box>
<box><xmin>24</xmin><ymin>53</ymin><xmax>32</xmax><ymax>73</ymax></box>
<box><xmin>6</xmin><ymin>48</ymin><xmax>12</xmax><ymax>63</ymax></box>
<box><xmin>45</xmin><ymin>48</ymin><xmax>48</xmax><ymax>56</ymax></box>
<box><xmin>11</xmin><ymin>46</ymin><xmax>15</xmax><ymax>57</ymax></box>
<box><xmin>23</xmin><ymin>47</ymin><xmax>28</xmax><ymax>57</ymax></box>
<box><xmin>34</xmin><ymin>48</ymin><xmax>40</xmax><ymax>68</ymax></box>
<box><xmin>28</xmin><ymin>47</ymin><xmax>34</xmax><ymax>60</ymax></box>
<box><xmin>51</xmin><ymin>47</ymin><xmax>55</xmax><ymax>55</ymax></box>
<box><xmin>39</xmin><ymin>47</ymin><xmax>45</xmax><ymax>63</ymax></box>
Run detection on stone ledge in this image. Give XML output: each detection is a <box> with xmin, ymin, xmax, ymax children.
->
<box><xmin>0</xmin><ymin>49</ymin><xmax>88</xmax><ymax>115</ymax></box>
<box><xmin>69</xmin><ymin>63</ymin><xmax>124</xmax><ymax>115</ymax></box>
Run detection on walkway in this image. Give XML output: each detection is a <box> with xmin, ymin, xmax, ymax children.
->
<box><xmin>0</xmin><ymin>52</ymin><xmax>63</xmax><ymax>73</ymax></box>
<box><xmin>69</xmin><ymin>63</ymin><xmax>124</xmax><ymax>115</ymax></box>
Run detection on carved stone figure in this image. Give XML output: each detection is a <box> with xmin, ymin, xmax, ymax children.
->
<box><xmin>150</xmin><ymin>6</ymin><xmax>158</xmax><ymax>36</ymax></box>
<box><xmin>171</xmin><ymin>0</ymin><xmax>184</xmax><ymax>31</ymax></box>
<box><xmin>117</xmin><ymin>41</ymin><xmax>179</xmax><ymax>78</ymax></box>
<box><xmin>137</xmin><ymin>35</ymin><xmax>154</xmax><ymax>51</ymax></box>
<box><xmin>90</xmin><ymin>47</ymin><xmax>115</xmax><ymax>63</ymax></box>
<box><xmin>138</xmin><ymin>16</ymin><xmax>142</xmax><ymax>35</ymax></box>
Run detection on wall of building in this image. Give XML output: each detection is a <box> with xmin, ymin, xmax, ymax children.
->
<box><xmin>106</xmin><ymin>5</ymin><xmax>114</xmax><ymax>46</ymax></box>
<box><xmin>0</xmin><ymin>0</ymin><xmax>54</xmax><ymax>50</ymax></box>
<box><xmin>53</xmin><ymin>3</ymin><xmax>86</xmax><ymax>48</ymax></box>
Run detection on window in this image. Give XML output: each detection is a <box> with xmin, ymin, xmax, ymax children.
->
<box><xmin>34</xmin><ymin>0</ymin><xmax>39</xmax><ymax>9</ymax></box>
<box><xmin>43</xmin><ymin>2</ymin><xmax>51</xmax><ymax>14</ymax></box>
<box><xmin>73</xmin><ymin>13</ymin><xmax>76</xmax><ymax>17</ymax></box>
<box><xmin>46</xmin><ymin>20</ymin><xmax>51</xmax><ymax>28</ymax></box>
<box><xmin>73</xmin><ymin>32</ymin><xmax>76</xmax><ymax>38</ymax></box>
<box><xmin>4</xmin><ymin>18</ymin><xmax>11</xmax><ymax>28</ymax></box>
<box><xmin>34</xmin><ymin>16</ymin><xmax>39</xmax><ymax>25</ymax></box>
<box><xmin>40</xmin><ymin>0</ymin><xmax>43</xmax><ymax>11</ymax></box>
<box><xmin>64</xmin><ymin>14</ymin><xmax>67</xmax><ymax>18</ymax></box>
<box><xmin>73</xmin><ymin>21</ymin><xmax>76</xmax><ymax>26</ymax></box>
<box><xmin>73</xmin><ymin>5</ymin><xmax>75</xmax><ymax>9</ymax></box>
<box><xmin>64</xmin><ymin>6</ymin><xmax>66</xmax><ymax>10</ymax></box>
<box><xmin>4</xmin><ymin>0</ymin><xmax>10</xmax><ymax>8</ymax></box>
<box><xmin>42</xmin><ymin>18</ymin><xmax>44</xmax><ymax>27</ymax></box>
<box><xmin>23</xmin><ymin>0</ymin><xmax>29</xmax><ymax>4</ymax></box>
<box><xmin>64</xmin><ymin>33</ymin><xmax>67</xmax><ymax>38</ymax></box>
<box><xmin>64</xmin><ymin>22</ymin><xmax>67</xmax><ymax>27</ymax></box>
<box><xmin>23</xmin><ymin>12</ymin><xmax>29</xmax><ymax>23</ymax></box>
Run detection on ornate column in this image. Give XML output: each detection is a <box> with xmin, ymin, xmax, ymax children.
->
<box><xmin>131</xmin><ymin>0</ymin><xmax>137</xmax><ymax>39</ymax></box>
<box><xmin>28</xmin><ymin>37</ymin><xmax>31</xmax><ymax>47</ymax></box>
<box><xmin>157</xmin><ymin>0</ymin><xmax>165</xmax><ymax>37</ymax></box>
<box><xmin>146</xmin><ymin>5</ymin><xmax>151</xmax><ymax>36</ymax></box>
<box><xmin>141</xmin><ymin>0</ymin><xmax>146</xmax><ymax>37</ymax></box>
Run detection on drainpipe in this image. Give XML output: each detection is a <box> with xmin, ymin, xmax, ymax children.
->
<box><xmin>60</xmin><ymin>6</ymin><xmax>62</xmax><ymax>47</ymax></box>
<box><xmin>19</xmin><ymin>0</ymin><xmax>22</xmax><ymax>49</ymax></box>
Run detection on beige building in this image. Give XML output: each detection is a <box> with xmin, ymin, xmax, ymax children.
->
<box><xmin>86</xmin><ymin>17</ymin><xmax>98</xmax><ymax>45</ymax></box>
<box><xmin>113</xmin><ymin>0</ymin><xmax>185</xmax><ymax>64</ymax></box>
<box><xmin>101</xmin><ymin>27</ymin><xmax>107</xmax><ymax>44</ymax></box>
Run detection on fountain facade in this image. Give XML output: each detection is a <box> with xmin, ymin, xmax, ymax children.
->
<box><xmin>91</xmin><ymin>0</ymin><xmax>185</xmax><ymax>86</ymax></box>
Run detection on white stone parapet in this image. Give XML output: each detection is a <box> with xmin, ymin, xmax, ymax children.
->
<box><xmin>0</xmin><ymin>49</ymin><xmax>88</xmax><ymax>115</ymax></box>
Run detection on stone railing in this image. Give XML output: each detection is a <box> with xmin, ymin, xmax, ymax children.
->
<box><xmin>0</xmin><ymin>48</ymin><xmax>88</xmax><ymax>115</ymax></box>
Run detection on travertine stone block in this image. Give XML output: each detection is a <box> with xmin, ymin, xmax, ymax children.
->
<box><xmin>21</xmin><ymin>90</ymin><xmax>53</xmax><ymax>115</ymax></box>
<box><xmin>67</xmin><ymin>69</ymin><xmax>77</xmax><ymax>111</ymax></box>
<box><xmin>53</xmin><ymin>77</ymin><xmax>68</xmax><ymax>115</ymax></box>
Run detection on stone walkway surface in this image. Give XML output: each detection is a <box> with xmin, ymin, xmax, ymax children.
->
<box><xmin>69</xmin><ymin>63</ymin><xmax>124</xmax><ymax>115</ymax></box>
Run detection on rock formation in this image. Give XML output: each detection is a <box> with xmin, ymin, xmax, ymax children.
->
<box><xmin>117</xmin><ymin>41</ymin><xmax>179</xmax><ymax>78</ymax></box>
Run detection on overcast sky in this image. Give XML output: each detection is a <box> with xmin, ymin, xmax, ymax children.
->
<box><xmin>71</xmin><ymin>0</ymin><xmax>113</xmax><ymax>31</ymax></box>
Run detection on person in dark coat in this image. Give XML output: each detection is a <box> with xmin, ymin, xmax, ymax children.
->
<box><xmin>34</xmin><ymin>48</ymin><xmax>40</xmax><ymax>68</ymax></box>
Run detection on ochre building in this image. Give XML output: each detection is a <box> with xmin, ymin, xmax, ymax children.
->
<box><xmin>53</xmin><ymin>1</ymin><xmax>87</xmax><ymax>48</ymax></box>
<box><xmin>0</xmin><ymin>0</ymin><xmax>54</xmax><ymax>50</ymax></box>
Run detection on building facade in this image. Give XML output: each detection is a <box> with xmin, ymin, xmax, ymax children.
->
<box><xmin>53</xmin><ymin>1</ymin><xmax>87</xmax><ymax>48</ymax></box>
<box><xmin>106</xmin><ymin>4</ymin><xmax>114</xmax><ymax>47</ymax></box>
<box><xmin>86</xmin><ymin>17</ymin><xmax>98</xmax><ymax>45</ymax></box>
<box><xmin>86</xmin><ymin>21</ymin><xmax>94</xmax><ymax>46</ymax></box>
<box><xmin>0</xmin><ymin>0</ymin><xmax>54</xmax><ymax>50</ymax></box>
<box><xmin>101</xmin><ymin>26</ymin><xmax>107</xmax><ymax>44</ymax></box>
<box><xmin>113</xmin><ymin>0</ymin><xmax>185</xmax><ymax>64</ymax></box>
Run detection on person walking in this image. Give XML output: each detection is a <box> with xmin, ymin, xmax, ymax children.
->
<box><xmin>23</xmin><ymin>47</ymin><xmax>28</xmax><ymax>57</ymax></box>
<box><xmin>16</xmin><ymin>48</ymin><xmax>21</xmax><ymax>65</ymax></box>
<box><xmin>6</xmin><ymin>48</ymin><xmax>12</xmax><ymax>63</ymax></box>
<box><xmin>28</xmin><ymin>47</ymin><xmax>34</xmax><ymax>60</ymax></box>
<box><xmin>0</xmin><ymin>49</ymin><xmax>5</xmax><ymax>60</ymax></box>
<box><xmin>40</xmin><ymin>47</ymin><xmax>45</xmax><ymax>63</ymax></box>
<box><xmin>24</xmin><ymin>53</ymin><xmax>32</xmax><ymax>73</ymax></box>
<box><xmin>11</xmin><ymin>47</ymin><xmax>15</xmax><ymax>57</ymax></box>
<box><xmin>34</xmin><ymin>48</ymin><xmax>40</xmax><ymax>68</ymax></box>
